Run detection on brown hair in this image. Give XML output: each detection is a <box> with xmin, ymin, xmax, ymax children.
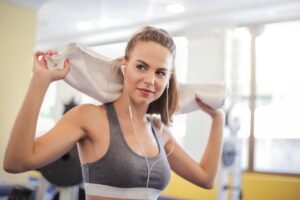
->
<box><xmin>125</xmin><ymin>26</ymin><xmax>179</xmax><ymax>126</ymax></box>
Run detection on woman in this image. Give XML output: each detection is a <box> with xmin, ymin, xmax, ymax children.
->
<box><xmin>4</xmin><ymin>26</ymin><xmax>224</xmax><ymax>200</ymax></box>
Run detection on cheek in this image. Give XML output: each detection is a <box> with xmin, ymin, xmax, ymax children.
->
<box><xmin>127</xmin><ymin>71</ymin><xmax>141</xmax><ymax>85</ymax></box>
<box><xmin>123</xmin><ymin>68</ymin><xmax>141</xmax><ymax>91</ymax></box>
<box><xmin>155</xmin><ymin>80</ymin><xmax>168</xmax><ymax>95</ymax></box>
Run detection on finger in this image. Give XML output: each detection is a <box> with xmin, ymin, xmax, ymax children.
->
<box><xmin>40</xmin><ymin>54</ymin><xmax>48</xmax><ymax>68</ymax></box>
<box><xmin>195</xmin><ymin>96</ymin><xmax>204</xmax><ymax>106</ymax></box>
<box><xmin>46</xmin><ymin>50</ymin><xmax>52</xmax><ymax>55</ymax></box>
<box><xmin>34</xmin><ymin>51</ymin><xmax>45</xmax><ymax>62</ymax></box>
<box><xmin>49</xmin><ymin>50</ymin><xmax>58</xmax><ymax>56</ymax></box>
<box><xmin>34</xmin><ymin>51</ymin><xmax>45</xmax><ymax>57</ymax></box>
<box><xmin>45</xmin><ymin>50</ymin><xmax>57</xmax><ymax>56</ymax></box>
<box><xmin>42</xmin><ymin>54</ymin><xmax>46</xmax><ymax>62</ymax></box>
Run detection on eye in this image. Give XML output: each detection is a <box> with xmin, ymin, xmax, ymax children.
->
<box><xmin>136</xmin><ymin>64</ymin><xmax>147</xmax><ymax>71</ymax></box>
<box><xmin>156</xmin><ymin>70</ymin><xmax>167</xmax><ymax>77</ymax></box>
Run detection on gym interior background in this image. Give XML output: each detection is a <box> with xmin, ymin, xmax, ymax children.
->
<box><xmin>1</xmin><ymin>0</ymin><xmax>300</xmax><ymax>199</ymax></box>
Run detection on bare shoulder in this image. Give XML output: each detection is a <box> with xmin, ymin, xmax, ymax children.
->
<box><xmin>74</xmin><ymin>104</ymin><xmax>109</xmax><ymax>137</ymax></box>
<box><xmin>75</xmin><ymin>103</ymin><xmax>107</xmax><ymax>123</ymax></box>
<box><xmin>148</xmin><ymin>115</ymin><xmax>172</xmax><ymax>146</ymax></box>
<box><xmin>76</xmin><ymin>103</ymin><xmax>105</xmax><ymax>114</ymax></box>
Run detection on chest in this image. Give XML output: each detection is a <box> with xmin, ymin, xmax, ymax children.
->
<box><xmin>82</xmin><ymin>137</ymin><xmax>171</xmax><ymax>190</ymax></box>
<box><xmin>119</xmin><ymin>120</ymin><xmax>161</xmax><ymax>158</ymax></box>
<box><xmin>78</xmin><ymin>114</ymin><xmax>165</xmax><ymax>165</ymax></box>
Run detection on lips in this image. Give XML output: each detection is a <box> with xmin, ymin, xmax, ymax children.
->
<box><xmin>137</xmin><ymin>88</ymin><xmax>155</xmax><ymax>97</ymax></box>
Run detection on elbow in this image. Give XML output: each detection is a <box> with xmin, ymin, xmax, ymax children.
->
<box><xmin>196</xmin><ymin>178</ymin><xmax>215</xmax><ymax>189</ymax></box>
<box><xmin>3</xmin><ymin>162</ymin><xmax>26</xmax><ymax>174</ymax></box>
<box><xmin>4</xmin><ymin>168</ymin><xmax>20</xmax><ymax>174</ymax></box>
<box><xmin>203</xmin><ymin>175</ymin><xmax>216</xmax><ymax>189</ymax></box>
<box><xmin>3</xmin><ymin>164</ymin><xmax>19</xmax><ymax>173</ymax></box>
<box><xmin>3</xmin><ymin>157</ymin><xmax>30</xmax><ymax>173</ymax></box>
<box><xmin>202</xmin><ymin>181</ymin><xmax>214</xmax><ymax>189</ymax></box>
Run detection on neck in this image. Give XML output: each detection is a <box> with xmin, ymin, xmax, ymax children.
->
<box><xmin>114</xmin><ymin>90</ymin><xmax>149</xmax><ymax>123</ymax></box>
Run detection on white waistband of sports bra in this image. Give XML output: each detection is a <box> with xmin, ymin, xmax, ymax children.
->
<box><xmin>84</xmin><ymin>183</ymin><xmax>161</xmax><ymax>200</ymax></box>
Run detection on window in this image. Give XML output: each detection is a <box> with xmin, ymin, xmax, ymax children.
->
<box><xmin>228</xmin><ymin>21</ymin><xmax>300</xmax><ymax>174</ymax></box>
<box><xmin>254</xmin><ymin>21</ymin><xmax>300</xmax><ymax>174</ymax></box>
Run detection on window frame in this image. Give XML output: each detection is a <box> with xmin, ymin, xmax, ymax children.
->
<box><xmin>244</xmin><ymin>23</ymin><xmax>300</xmax><ymax>177</ymax></box>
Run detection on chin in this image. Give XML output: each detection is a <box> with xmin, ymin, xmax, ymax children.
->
<box><xmin>131</xmin><ymin>95</ymin><xmax>154</xmax><ymax>105</ymax></box>
<box><xmin>134</xmin><ymin>98</ymin><xmax>152</xmax><ymax>105</ymax></box>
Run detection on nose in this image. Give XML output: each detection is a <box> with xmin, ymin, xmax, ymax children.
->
<box><xmin>143</xmin><ymin>71</ymin><xmax>155</xmax><ymax>86</ymax></box>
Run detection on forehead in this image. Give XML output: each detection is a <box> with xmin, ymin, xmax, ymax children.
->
<box><xmin>129</xmin><ymin>41</ymin><xmax>173</xmax><ymax>70</ymax></box>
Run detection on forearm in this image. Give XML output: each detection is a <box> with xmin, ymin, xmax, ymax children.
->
<box><xmin>4</xmin><ymin>76</ymin><xmax>50</xmax><ymax>172</ymax></box>
<box><xmin>199</xmin><ymin>113</ymin><xmax>224</xmax><ymax>186</ymax></box>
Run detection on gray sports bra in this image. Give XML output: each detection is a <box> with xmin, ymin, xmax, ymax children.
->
<box><xmin>81</xmin><ymin>103</ymin><xmax>171</xmax><ymax>199</ymax></box>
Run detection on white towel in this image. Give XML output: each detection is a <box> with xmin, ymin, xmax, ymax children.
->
<box><xmin>46</xmin><ymin>43</ymin><xmax>123</xmax><ymax>102</ymax></box>
<box><xmin>179</xmin><ymin>82</ymin><xmax>229</xmax><ymax>113</ymax></box>
<box><xmin>46</xmin><ymin>43</ymin><xmax>229</xmax><ymax>114</ymax></box>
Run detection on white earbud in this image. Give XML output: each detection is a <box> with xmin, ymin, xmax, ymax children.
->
<box><xmin>121</xmin><ymin>65</ymin><xmax>125</xmax><ymax>76</ymax></box>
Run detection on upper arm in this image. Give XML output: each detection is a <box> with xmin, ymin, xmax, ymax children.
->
<box><xmin>166</xmin><ymin>138</ymin><xmax>213</xmax><ymax>188</ymax></box>
<box><xmin>162</xmin><ymin>126</ymin><xmax>213</xmax><ymax>189</ymax></box>
<box><xmin>29</xmin><ymin>104</ymin><xmax>89</xmax><ymax>169</ymax></box>
<box><xmin>150</xmin><ymin>115</ymin><xmax>212</xmax><ymax>188</ymax></box>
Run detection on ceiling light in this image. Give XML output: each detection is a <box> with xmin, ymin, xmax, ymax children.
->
<box><xmin>77</xmin><ymin>21</ymin><xmax>94</xmax><ymax>31</ymax></box>
<box><xmin>166</xmin><ymin>3</ymin><xmax>185</xmax><ymax>14</ymax></box>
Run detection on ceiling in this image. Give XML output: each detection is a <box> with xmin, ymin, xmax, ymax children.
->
<box><xmin>8</xmin><ymin>0</ymin><xmax>300</xmax><ymax>49</ymax></box>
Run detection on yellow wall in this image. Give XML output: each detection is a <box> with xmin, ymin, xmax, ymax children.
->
<box><xmin>162</xmin><ymin>172</ymin><xmax>300</xmax><ymax>200</ymax></box>
<box><xmin>242</xmin><ymin>173</ymin><xmax>300</xmax><ymax>200</ymax></box>
<box><xmin>0</xmin><ymin>1</ymin><xmax>36</xmax><ymax>184</ymax></box>
<box><xmin>162</xmin><ymin>172</ymin><xmax>217</xmax><ymax>199</ymax></box>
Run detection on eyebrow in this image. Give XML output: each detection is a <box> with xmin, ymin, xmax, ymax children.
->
<box><xmin>136</xmin><ymin>59</ymin><xmax>169</xmax><ymax>71</ymax></box>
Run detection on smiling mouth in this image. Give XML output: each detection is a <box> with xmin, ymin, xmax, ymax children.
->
<box><xmin>138</xmin><ymin>88</ymin><xmax>155</xmax><ymax>93</ymax></box>
<box><xmin>137</xmin><ymin>88</ymin><xmax>155</xmax><ymax>97</ymax></box>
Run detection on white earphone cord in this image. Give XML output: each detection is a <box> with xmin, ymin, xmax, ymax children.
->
<box><xmin>127</xmin><ymin>96</ymin><xmax>151</xmax><ymax>193</ymax></box>
<box><xmin>127</xmin><ymin>84</ymin><xmax>175</xmax><ymax>199</ymax></box>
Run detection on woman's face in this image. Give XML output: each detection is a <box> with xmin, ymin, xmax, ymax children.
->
<box><xmin>123</xmin><ymin>41</ymin><xmax>173</xmax><ymax>105</ymax></box>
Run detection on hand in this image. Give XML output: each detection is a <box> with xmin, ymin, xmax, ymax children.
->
<box><xmin>195</xmin><ymin>97</ymin><xmax>224</xmax><ymax>120</ymax></box>
<box><xmin>32</xmin><ymin>50</ymin><xmax>70</xmax><ymax>83</ymax></box>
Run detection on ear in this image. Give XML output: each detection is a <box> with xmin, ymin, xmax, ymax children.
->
<box><xmin>121</xmin><ymin>58</ymin><xmax>126</xmax><ymax>76</ymax></box>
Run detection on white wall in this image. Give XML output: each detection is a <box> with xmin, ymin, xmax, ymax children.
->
<box><xmin>182</xmin><ymin>29</ymin><xmax>226</xmax><ymax>160</ymax></box>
